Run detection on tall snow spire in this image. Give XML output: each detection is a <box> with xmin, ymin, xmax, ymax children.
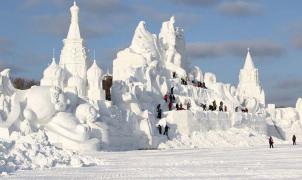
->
<box><xmin>67</xmin><ymin>1</ymin><xmax>81</xmax><ymax>39</ymax></box>
<box><xmin>243</xmin><ymin>48</ymin><xmax>255</xmax><ymax>70</ymax></box>
<box><xmin>51</xmin><ymin>48</ymin><xmax>56</xmax><ymax>65</ymax></box>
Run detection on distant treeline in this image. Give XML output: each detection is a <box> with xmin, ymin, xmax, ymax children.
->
<box><xmin>12</xmin><ymin>77</ymin><xmax>40</xmax><ymax>90</ymax></box>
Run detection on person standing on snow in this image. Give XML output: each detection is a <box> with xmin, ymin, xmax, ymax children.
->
<box><xmin>157</xmin><ymin>124</ymin><xmax>162</xmax><ymax>134</ymax></box>
<box><xmin>163</xmin><ymin>125</ymin><xmax>170</xmax><ymax>140</ymax></box>
<box><xmin>171</xmin><ymin>87</ymin><xmax>174</xmax><ymax>95</ymax></box>
<box><xmin>292</xmin><ymin>135</ymin><xmax>297</xmax><ymax>145</ymax></box>
<box><xmin>168</xmin><ymin>102</ymin><xmax>173</xmax><ymax>111</ymax></box>
<box><xmin>269</xmin><ymin>136</ymin><xmax>274</xmax><ymax>148</ymax></box>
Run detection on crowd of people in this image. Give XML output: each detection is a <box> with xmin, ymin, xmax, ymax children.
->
<box><xmin>200</xmin><ymin>100</ymin><xmax>228</xmax><ymax>112</ymax></box>
<box><xmin>173</xmin><ymin>72</ymin><xmax>207</xmax><ymax>89</ymax></box>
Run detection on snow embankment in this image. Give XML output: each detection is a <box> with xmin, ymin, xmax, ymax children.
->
<box><xmin>0</xmin><ymin>130</ymin><xmax>103</xmax><ymax>176</ymax></box>
<box><xmin>159</xmin><ymin>128</ymin><xmax>287</xmax><ymax>149</ymax></box>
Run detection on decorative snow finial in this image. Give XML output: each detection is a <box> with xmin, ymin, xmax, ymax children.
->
<box><xmin>51</xmin><ymin>48</ymin><xmax>56</xmax><ymax>65</ymax></box>
<box><xmin>93</xmin><ymin>49</ymin><xmax>96</xmax><ymax>60</ymax></box>
<box><xmin>170</xmin><ymin>16</ymin><xmax>175</xmax><ymax>23</ymax></box>
<box><xmin>52</xmin><ymin>48</ymin><xmax>55</xmax><ymax>60</ymax></box>
<box><xmin>243</xmin><ymin>48</ymin><xmax>255</xmax><ymax>70</ymax></box>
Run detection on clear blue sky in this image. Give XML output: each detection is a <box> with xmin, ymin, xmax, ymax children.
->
<box><xmin>0</xmin><ymin>0</ymin><xmax>302</xmax><ymax>107</ymax></box>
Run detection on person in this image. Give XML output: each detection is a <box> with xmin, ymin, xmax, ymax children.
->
<box><xmin>156</xmin><ymin>104</ymin><xmax>161</xmax><ymax>112</ymax></box>
<box><xmin>172</xmin><ymin>72</ymin><xmax>176</xmax><ymax>79</ymax></box>
<box><xmin>235</xmin><ymin>107</ymin><xmax>239</xmax><ymax>112</ymax></box>
<box><xmin>176</xmin><ymin>103</ymin><xmax>179</xmax><ymax>110</ymax></box>
<box><xmin>168</xmin><ymin>102</ymin><xmax>173</xmax><ymax>111</ymax></box>
<box><xmin>170</xmin><ymin>87</ymin><xmax>174</xmax><ymax>95</ymax></box>
<box><xmin>157</xmin><ymin>109</ymin><xmax>162</xmax><ymax>119</ymax></box>
<box><xmin>187</xmin><ymin>101</ymin><xmax>191</xmax><ymax>110</ymax></box>
<box><xmin>169</xmin><ymin>94</ymin><xmax>173</xmax><ymax>103</ymax></box>
<box><xmin>163</xmin><ymin>125</ymin><xmax>170</xmax><ymax>136</ymax></box>
<box><xmin>179</xmin><ymin>103</ymin><xmax>184</xmax><ymax>110</ymax></box>
<box><xmin>172</xmin><ymin>95</ymin><xmax>176</xmax><ymax>103</ymax></box>
<box><xmin>157</xmin><ymin>125</ymin><xmax>162</xmax><ymax>134</ymax></box>
<box><xmin>219</xmin><ymin>101</ymin><xmax>224</xmax><ymax>112</ymax></box>
<box><xmin>224</xmin><ymin>106</ymin><xmax>227</xmax><ymax>112</ymax></box>
<box><xmin>164</xmin><ymin>94</ymin><xmax>168</xmax><ymax>103</ymax></box>
<box><xmin>201</xmin><ymin>104</ymin><xmax>207</xmax><ymax>111</ymax></box>
<box><xmin>212</xmin><ymin>101</ymin><xmax>217</xmax><ymax>111</ymax></box>
<box><xmin>269</xmin><ymin>136</ymin><xmax>274</xmax><ymax>148</ymax></box>
<box><xmin>292</xmin><ymin>135</ymin><xmax>297</xmax><ymax>145</ymax></box>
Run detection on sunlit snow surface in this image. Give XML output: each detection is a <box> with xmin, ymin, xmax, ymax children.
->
<box><xmin>4</xmin><ymin>145</ymin><xmax>302</xmax><ymax>179</ymax></box>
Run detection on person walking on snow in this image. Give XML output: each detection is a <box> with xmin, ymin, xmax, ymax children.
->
<box><xmin>164</xmin><ymin>94</ymin><xmax>168</xmax><ymax>103</ymax></box>
<box><xmin>168</xmin><ymin>102</ymin><xmax>173</xmax><ymax>111</ymax></box>
<box><xmin>292</xmin><ymin>135</ymin><xmax>297</xmax><ymax>145</ymax></box>
<box><xmin>269</xmin><ymin>136</ymin><xmax>274</xmax><ymax>148</ymax></box>
<box><xmin>163</xmin><ymin>125</ymin><xmax>170</xmax><ymax>140</ymax></box>
<box><xmin>157</xmin><ymin>124</ymin><xmax>162</xmax><ymax>134</ymax></box>
<box><xmin>156</xmin><ymin>104</ymin><xmax>161</xmax><ymax>113</ymax></box>
<box><xmin>170</xmin><ymin>87</ymin><xmax>174</xmax><ymax>95</ymax></box>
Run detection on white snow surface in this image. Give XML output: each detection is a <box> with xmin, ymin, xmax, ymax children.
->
<box><xmin>159</xmin><ymin>128</ymin><xmax>287</xmax><ymax>149</ymax></box>
<box><xmin>4</xmin><ymin>145</ymin><xmax>302</xmax><ymax>179</ymax></box>
<box><xmin>0</xmin><ymin>130</ymin><xmax>103</xmax><ymax>175</ymax></box>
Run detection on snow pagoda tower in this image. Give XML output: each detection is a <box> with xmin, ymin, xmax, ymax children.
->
<box><xmin>237</xmin><ymin>49</ymin><xmax>265</xmax><ymax>105</ymax></box>
<box><xmin>41</xmin><ymin>1</ymin><xmax>106</xmax><ymax>102</ymax></box>
<box><xmin>59</xmin><ymin>1</ymin><xmax>89</xmax><ymax>97</ymax></box>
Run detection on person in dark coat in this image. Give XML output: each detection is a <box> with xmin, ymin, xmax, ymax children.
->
<box><xmin>292</xmin><ymin>135</ymin><xmax>297</xmax><ymax>145</ymax></box>
<box><xmin>212</xmin><ymin>101</ymin><xmax>217</xmax><ymax>111</ymax></box>
<box><xmin>172</xmin><ymin>72</ymin><xmax>176</xmax><ymax>78</ymax></box>
<box><xmin>269</xmin><ymin>136</ymin><xmax>274</xmax><ymax>148</ymax></box>
<box><xmin>157</xmin><ymin>109</ymin><xmax>162</xmax><ymax>119</ymax></box>
<box><xmin>187</xmin><ymin>101</ymin><xmax>191</xmax><ymax>110</ymax></box>
<box><xmin>171</xmin><ymin>87</ymin><xmax>174</xmax><ymax>95</ymax></box>
<box><xmin>163</xmin><ymin>125</ymin><xmax>170</xmax><ymax>136</ymax></box>
<box><xmin>157</xmin><ymin>125</ymin><xmax>162</xmax><ymax>134</ymax></box>
<box><xmin>156</xmin><ymin>104</ymin><xmax>161</xmax><ymax>112</ymax></box>
<box><xmin>169</xmin><ymin>94</ymin><xmax>173</xmax><ymax>103</ymax></box>
<box><xmin>176</xmin><ymin>103</ymin><xmax>179</xmax><ymax>110</ymax></box>
<box><xmin>172</xmin><ymin>95</ymin><xmax>176</xmax><ymax>103</ymax></box>
<box><xmin>219</xmin><ymin>101</ymin><xmax>224</xmax><ymax>112</ymax></box>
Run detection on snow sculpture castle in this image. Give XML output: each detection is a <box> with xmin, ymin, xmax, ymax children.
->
<box><xmin>237</xmin><ymin>49</ymin><xmax>265</xmax><ymax>106</ymax></box>
<box><xmin>41</xmin><ymin>2</ymin><xmax>105</xmax><ymax>102</ymax></box>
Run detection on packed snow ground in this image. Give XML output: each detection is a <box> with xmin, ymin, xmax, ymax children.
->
<box><xmin>3</xmin><ymin>144</ymin><xmax>302</xmax><ymax>179</ymax></box>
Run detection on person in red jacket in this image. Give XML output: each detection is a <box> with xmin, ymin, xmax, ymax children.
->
<box><xmin>168</xmin><ymin>102</ymin><xmax>173</xmax><ymax>111</ymax></box>
<box><xmin>164</xmin><ymin>94</ymin><xmax>168</xmax><ymax>103</ymax></box>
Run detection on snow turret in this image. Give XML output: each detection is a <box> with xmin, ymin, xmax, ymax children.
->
<box><xmin>87</xmin><ymin>60</ymin><xmax>105</xmax><ymax>102</ymax></box>
<box><xmin>41</xmin><ymin>57</ymin><xmax>65</xmax><ymax>88</ymax></box>
<box><xmin>87</xmin><ymin>60</ymin><xmax>103</xmax><ymax>81</ymax></box>
<box><xmin>237</xmin><ymin>49</ymin><xmax>265</xmax><ymax>106</ymax></box>
<box><xmin>59</xmin><ymin>1</ymin><xmax>89</xmax><ymax>89</ymax></box>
